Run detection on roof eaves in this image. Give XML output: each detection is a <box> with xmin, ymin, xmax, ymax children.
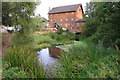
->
<box><xmin>48</xmin><ymin>10</ymin><xmax>76</xmax><ymax>14</ymax></box>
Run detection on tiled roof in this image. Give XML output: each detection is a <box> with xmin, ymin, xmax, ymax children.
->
<box><xmin>48</xmin><ymin>4</ymin><xmax>83</xmax><ymax>14</ymax></box>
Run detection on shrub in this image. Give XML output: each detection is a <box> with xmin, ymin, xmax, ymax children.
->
<box><xmin>64</xmin><ymin>28</ymin><xmax>69</xmax><ymax>33</ymax></box>
<box><xmin>57</xmin><ymin>27</ymin><xmax>63</xmax><ymax>34</ymax></box>
<box><xmin>12</xmin><ymin>32</ymin><xmax>34</xmax><ymax>47</ymax></box>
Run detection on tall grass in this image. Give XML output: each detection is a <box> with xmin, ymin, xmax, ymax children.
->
<box><xmin>55</xmin><ymin>40</ymin><xmax>119</xmax><ymax>78</ymax></box>
<box><xmin>3</xmin><ymin>30</ymin><xmax>45</xmax><ymax>78</ymax></box>
<box><xmin>3</xmin><ymin>45</ymin><xmax>44</xmax><ymax>78</ymax></box>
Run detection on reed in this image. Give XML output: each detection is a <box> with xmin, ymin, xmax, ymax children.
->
<box><xmin>3</xmin><ymin>44</ymin><xmax>45</xmax><ymax>78</ymax></box>
<box><xmin>55</xmin><ymin>40</ymin><xmax>119</xmax><ymax>78</ymax></box>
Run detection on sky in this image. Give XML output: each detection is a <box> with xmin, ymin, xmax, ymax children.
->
<box><xmin>35</xmin><ymin>0</ymin><xmax>90</xmax><ymax>19</ymax></box>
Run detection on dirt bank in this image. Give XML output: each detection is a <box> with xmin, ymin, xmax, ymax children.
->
<box><xmin>1</xmin><ymin>33</ymin><xmax>14</xmax><ymax>58</ymax></box>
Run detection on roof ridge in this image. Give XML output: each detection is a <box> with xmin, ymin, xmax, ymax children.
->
<box><xmin>53</xmin><ymin>3</ymin><xmax>81</xmax><ymax>9</ymax></box>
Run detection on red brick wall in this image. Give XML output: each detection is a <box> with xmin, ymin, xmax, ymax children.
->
<box><xmin>48</xmin><ymin>6</ymin><xmax>84</xmax><ymax>32</ymax></box>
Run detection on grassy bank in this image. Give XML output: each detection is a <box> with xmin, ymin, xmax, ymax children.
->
<box><xmin>53</xmin><ymin>40</ymin><xmax>119</xmax><ymax>78</ymax></box>
<box><xmin>2</xmin><ymin>32</ymin><xmax>45</xmax><ymax>78</ymax></box>
<box><xmin>34</xmin><ymin>32</ymin><xmax>74</xmax><ymax>50</ymax></box>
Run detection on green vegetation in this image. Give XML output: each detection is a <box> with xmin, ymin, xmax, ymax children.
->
<box><xmin>51</xmin><ymin>2</ymin><xmax>120</xmax><ymax>78</ymax></box>
<box><xmin>84</xmin><ymin>2</ymin><xmax>120</xmax><ymax>48</ymax></box>
<box><xmin>35</xmin><ymin>33</ymin><xmax>74</xmax><ymax>50</ymax></box>
<box><xmin>2</xmin><ymin>2</ymin><xmax>45</xmax><ymax>78</ymax></box>
<box><xmin>57</xmin><ymin>27</ymin><xmax>64</xmax><ymax>34</ymax></box>
<box><xmin>3</xmin><ymin>45</ymin><xmax>44</xmax><ymax>78</ymax></box>
<box><xmin>2</xmin><ymin>2</ymin><xmax>120</xmax><ymax>79</ymax></box>
<box><xmin>54</xmin><ymin>40</ymin><xmax>119</xmax><ymax>78</ymax></box>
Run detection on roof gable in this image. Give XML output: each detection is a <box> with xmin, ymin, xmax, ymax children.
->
<box><xmin>48</xmin><ymin>4</ymin><xmax>83</xmax><ymax>14</ymax></box>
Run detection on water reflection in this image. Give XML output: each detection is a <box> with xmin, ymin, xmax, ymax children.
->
<box><xmin>49</xmin><ymin>46</ymin><xmax>64</xmax><ymax>58</ymax></box>
<box><xmin>37</xmin><ymin>47</ymin><xmax>64</xmax><ymax>67</ymax></box>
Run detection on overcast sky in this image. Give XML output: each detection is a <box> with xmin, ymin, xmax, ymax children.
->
<box><xmin>35</xmin><ymin>0</ymin><xmax>90</xmax><ymax>19</ymax></box>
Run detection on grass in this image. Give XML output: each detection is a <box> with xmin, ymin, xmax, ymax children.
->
<box><xmin>3</xmin><ymin>31</ymin><xmax>119</xmax><ymax>78</ymax></box>
<box><xmin>53</xmin><ymin>40</ymin><xmax>119</xmax><ymax>78</ymax></box>
<box><xmin>2</xmin><ymin>32</ymin><xmax>45</xmax><ymax>78</ymax></box>
<box><xmin>3</xmin><ymin>45</ymin><xmax>44</xmax><ymax>78</ymax></box>
<box><xmin>34</xmin><ymin>32</ymin><xmax>74</xmax><ymax>50</ymax></box>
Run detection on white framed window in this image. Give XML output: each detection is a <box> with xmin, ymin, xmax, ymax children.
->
<box><xmin>72</xmin><ymin>23</ymin><xmax>74</xmax><ymax>26</ymax></box>
<box><xmin>66</xmin><ymin>18</ymin><xmax>68</xmax><ymax>21</ymax></box>
<box><xmin>67</xmin><ymin>23</ymin><xmax>70</xmax><ymax>26</ymax></box>
<box><xmin>71</xmin><ymin>18</ymin><xmax>74</xmax><ymax>21</ymax></box>
<box><xmin>60</xmin><ymin>23</ymin><xmax>62</xmax><ymax>26</ymax></box>
<box><xmin>60</xmin><ymin>19</ymin><xmax>62</xmax><ymax>21</ymax></box>
<box><xmin>51</xmin><ymin>19</ymin><xmax>52</xmax><ymax>21</ymax></box>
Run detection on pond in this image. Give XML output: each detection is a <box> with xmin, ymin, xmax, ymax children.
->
<box><xmin>37</xmin><ymin>46</ymin><xmax>64</xmax><ymax>67</ymax></box>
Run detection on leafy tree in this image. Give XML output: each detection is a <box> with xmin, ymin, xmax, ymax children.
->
<box><xmin>2</xmin><ymin>2</ymin><xmax>38</xmax><ymax>29</ymax></box>
<box><xmin>84</xmin><ymin>2</ymin><xmax>120</xmax><ymax>48</ymax></box>
<box><xmin>2</xmin><ymin>2</ymin><xmax>40</xmax><ymax>45</ymax></box>
<box><xmin>84</xmin><ymin>2</ymin><xmax>97</xmax><ymax>18</ymax></box>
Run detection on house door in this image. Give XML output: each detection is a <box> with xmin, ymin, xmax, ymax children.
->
<box><xmin>54</xmin><ymin>23</ymin><xmax>60</xmax><ymax>29</ymax></box>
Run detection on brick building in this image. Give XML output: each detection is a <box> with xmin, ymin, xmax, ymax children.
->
<box><xmin>48</xmin><ymin>4</ymin><xmax>86</xmax><ymax>32</ymax></box>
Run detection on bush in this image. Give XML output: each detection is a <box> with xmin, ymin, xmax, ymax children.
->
<box><xmin>57</xmin><ymin>27</ymin><xmax>63</xmax><ymax>34</ymax></box>
<box><xmin>12</xmin><ymin>32</ymin><xmax>34</xmax><ymax>47</ymax></box>
<box><xmin>64</xmin><ymin>28</ymin><xmax>69</xmax><ymax>33</ymax></box>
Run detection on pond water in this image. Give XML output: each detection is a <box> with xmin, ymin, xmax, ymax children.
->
<box><xmin>37</xmin><ymin>46</ymin><xmax>64</xmax><ymax>67</ymax></box>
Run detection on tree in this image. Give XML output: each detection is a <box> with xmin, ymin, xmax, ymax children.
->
<box><xmin>2</xmin><ymin>2</ymin><xmax>40</xmax><ymax>45</ymax></box>
<box><xmin>2</xmin><ymin>2</ymin><xmax>38</xmax><ymax>29</ymax></box>
<box><xmin>84</xmin><ymin>2</ymin><xmax>120</xmax><ymax>48</ymax></box>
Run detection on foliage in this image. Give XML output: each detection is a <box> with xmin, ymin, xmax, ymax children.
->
<box><xmin>2</xmin><ymin>2</ymin><xmax>46</xmax><ymax>78</ymax></box>
<box><xmin>3</xmin><ymin>45</ymin><xmax>44</xmax><ymax>78</ymax></box>
<box><xmin>2</xmin><ymin>2</ymin><xmax>37</xmax><ymax>27</ymax></box>
<box><xmin>84</xmin><ymin>2</ymin><xmax>97</xmax><ymax>18</ymax></box>
<box><xmin>64</xmin><ymin>28</ymin><xmax>69</xmax><ymax>33</ymax></box>
<box><xmin>12</xmin><ymin>32</ymin><xmax>34</xmax><ymax>47</ymax></box>
<box><xmin>84</xmin><ymin>2</ymin><xmax>120</xmax><ymax>48</ymax></box>
<box><xmin>34</xmin><ymin>33</ymin><xmax>74</xmax><ymax>50</ymax></box>
<box><xmin>35</xmin><ymin>35</ymin><xmax>55</xmax><ymax>44</ymax></box>
<box><xmin>57</xmin><ymin>27</ymin><xmax>63</xmax><ymax>34</ymax></box>
<box><xmin>55</xmin><ymin>40</ymin><xmax>119</xmax><ymax>78</ymax></box>
<box><xmin>3</xmin><ymin>67</ymin><xmax>29</xmax><ymax>78</ymax></box>
<box><xmin>28</xmin><ymin>16</ymin><xmax>45</xmax><ymax>32</ymax></box>
<box><xmin>48</xmin><ymin>33</ymin><xmax>74</xmax><ymax>41</ymax></box>
<box><xmin>83</xmin><ymin>18</ymin><xmax>100</xmax><ymax>36</ymax></box>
